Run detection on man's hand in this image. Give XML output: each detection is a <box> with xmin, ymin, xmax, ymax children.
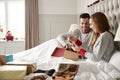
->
<box><xmin>68</xmin><ymin>36</ymin><xmax>82</xmax><ymax>47</ymax></box>
<box><xmin>68</xmin><ymin>36</ymin><xmax>77</xmax><ymax>42</ymax></box>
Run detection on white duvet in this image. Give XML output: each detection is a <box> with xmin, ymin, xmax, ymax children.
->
<box><xmin>12</xmin><ymin>39</ymin><xmax>120</xmax><ymax>80</ymax></box>
<box><xmin>35</xmin><ymin>57</ymin><xmax>120</xmax><ymax>80</ymax></box>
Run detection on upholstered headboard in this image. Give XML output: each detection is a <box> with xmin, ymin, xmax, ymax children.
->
<box><xmin>87</xmin><ymin>0</ymin><xmax>120</xmax><ymax>50</ymax></box>
<box><xmin>87</xmin><ymin>0</ymin><xmax>120</xmax><ymax>34</ymax></box>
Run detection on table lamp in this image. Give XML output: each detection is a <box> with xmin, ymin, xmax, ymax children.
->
<box><xmin>114</xmin><ymin>25</ymin><xmax>120</xmax><ymax>41</ymax></box>
<box><xmin>114</xmin><ymin>24</ymin><xmax>120</xmax><ymax>50</ymax></box>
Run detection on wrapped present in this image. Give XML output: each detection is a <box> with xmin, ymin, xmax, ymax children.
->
<box><xmin>64</xmin><ymin>50</ymin><xmax>80</xmax><ymax>61</ymax></box>
<box><xmin>24</xmin><ymin>73</ymin><xmax>48</xmax><ymax>80</ymax></box>
<box><xmin>0</xmin><ymin>65</ymin><xmax>26</xmax><ymax>80</ymax></box>
<box><xmin>52</xmin><ymin>63</ymin><xmax>79</xmax><ymax>80</ymax></box>
<box><xmin>6</xmin><ymin>61</ymin><xmax>37</xmax><ymax>75</ymax></box>
<box><xmin>52</xmin><ymin>47</ymin><xmax>65</xmax><ymax>57</ymax></box>
<box><xmin>0</xmin><ymin>55</ymin><xmax>6</xmax><ymax>65</ymax></box>
<box><xmin>6</xmin><ymin>54</ymin><xmax>13</xmax><ymax>62</ymax></box>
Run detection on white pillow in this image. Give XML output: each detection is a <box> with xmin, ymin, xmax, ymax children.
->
<box><xmin>109</xmin><ymin>50</ymin><xmax>120</xmax><ymax>71</ymax></box>
<box><xmin>68</xmin><ymin>24</ymin><xmax>80</xmax><ymax>32</ymax></box>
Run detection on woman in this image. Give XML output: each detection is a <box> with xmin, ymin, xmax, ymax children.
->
<box><xmin>69</xmin><ymin>12</ymin><xmax>115</xmax><ymax>62</ymax></box>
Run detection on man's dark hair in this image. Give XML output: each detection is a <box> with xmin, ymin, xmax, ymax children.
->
<box><xmin>79</xmin><ymin>13</ymin><xmax>90</xmax><ymax>19</ymax></box>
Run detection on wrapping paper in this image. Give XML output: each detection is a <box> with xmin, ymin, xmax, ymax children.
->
<box><xmin>0</xmin><ymin>55</ymin><xmax>6</xmax><ymax>65</ymax></box>
<box><xmin>0</xmin><ymin>65</ymin><xmax>26</xmax><ymax>80</ymax></box>
<box><xmin>6</xmin><ymin>61</ymin><xmax>37</xmax><ymax>75</ymax></box>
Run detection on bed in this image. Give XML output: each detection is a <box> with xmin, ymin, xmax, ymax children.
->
<box><xmin>12</xmin><ymin>38</ymin><xmax>120</xmax><ymax>80</ymax></box>
<box><xmin>12</xmin><ymin>0</ymin><xmax>120</xmax><ymax>79</ymax></box>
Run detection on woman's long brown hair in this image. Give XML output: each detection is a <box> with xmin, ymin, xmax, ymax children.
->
<box><xmin>90</xmin><ymin>12</ymin><xmax>111</xmax><ymax>47</ymax></box>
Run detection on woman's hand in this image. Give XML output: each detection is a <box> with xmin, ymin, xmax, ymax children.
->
<box><xmin>71</xmin><ymin>45</ymin><xmax>80</xmax><ymax>52</ymax></box>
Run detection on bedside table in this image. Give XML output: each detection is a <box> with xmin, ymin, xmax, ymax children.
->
<box><xmin>0</xmin><ymin>40</ymin><xmax>25</xmax><ymax>55</ymax></box>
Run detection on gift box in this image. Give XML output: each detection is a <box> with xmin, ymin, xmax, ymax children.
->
<box><xmin>0</xmin><ymin>55</ymin><xmax>6</xmax><ymax>65</ymax></box>
<box><xmin>0</xmin><ymin>65</ymin><xmax>26</xmax><ymax>80</ymax></box>
<box><xmin>6</xmin><ymin>61</ymin><xmax>37</xmax><ymax>75</ymax></box>
<box><xmin>52</xmin><ymin>63</ymin><xmax>79</xmax><ymax>80</ymax></box>
<box><xmin>64</xmin><ymin>50</ymin><xmax>80</xmax><ymax>61</ymax></box>
<box><xmin>52</xmin><ymin>47</ymin><xmax>65</xmax><ymax>57</ymax></box>
<box><xmin>24</xmin><ymin>73</ymin><xmax>48</xmax><ymax>80</ymax></box>
<box><xmin>6</xmin><ymin>54</ymin><xmax>13</xmax><ymax>62</ymax></box>
<box><xmin>52</xmin><ymin>47</ymin><xmax>80</xmax><ymax>61</ymax></box>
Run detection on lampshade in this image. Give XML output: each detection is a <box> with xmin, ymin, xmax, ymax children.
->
<box><xmin>114</xmin><ymin>24</ymin><xmax>120</xmax><ymax>41</ymax></box>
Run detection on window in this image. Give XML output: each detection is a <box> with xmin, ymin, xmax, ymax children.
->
<box><xmin>0</xmin><ymin>0</ymin><xmax>25</xmax><ymax>40</ymax></box>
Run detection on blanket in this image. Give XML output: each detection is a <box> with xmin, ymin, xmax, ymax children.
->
<box><xmin>12</xmin><ymin>39</ymin><xmax>120</xmax><ymax>80</ymax></box>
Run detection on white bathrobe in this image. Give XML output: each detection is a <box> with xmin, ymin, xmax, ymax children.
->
<box><xmin>85</xmin><ymin>31</ymin><xmax>115</xmax><ymax>62</ymax></box>
<box><xmin>57</xmin><ymin>29</ymin><xmax>93</xmax><ymax>50</ymax></box>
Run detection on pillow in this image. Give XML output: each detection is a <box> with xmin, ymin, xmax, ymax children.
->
<box><xmin>109</xmin><ymin>50</ymin><xmax>120</xmax><ymax>71</ymax></box>
<box><xmin>68</xmin><ymin>24</ymin><xmax>80</xmax><ymax>32</ymax></box>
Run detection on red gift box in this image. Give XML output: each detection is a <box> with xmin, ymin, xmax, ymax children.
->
<box><xmin>52</xmin><ymin>47</ymin><xmax>80</xmax><ymax>61</ymax></box>
<box><xmin>52</xmin><ymin>47</ymin><xmax>65</xmax><ymax>57</ymax></box>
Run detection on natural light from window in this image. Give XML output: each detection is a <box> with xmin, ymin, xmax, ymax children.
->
<box><xmin>0</xmin><ymin>0</ymin><xmax>25</xmax><ymax>40</ymax></box>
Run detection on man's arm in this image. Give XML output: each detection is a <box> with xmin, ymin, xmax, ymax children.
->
<box><xmin>56</xmin><ymin>32</ymin><xmax>70</xmax><ymax>47</ymax></box>
<box><xmin>57</xmin><ymin>29</ymin><xmax>80</xmax><ymax>47</ymax></box>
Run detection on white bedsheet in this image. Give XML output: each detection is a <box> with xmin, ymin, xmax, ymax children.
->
<box><xmin>36</xmin><ymin>57</ymin><xmax>120</xmax><ymax>80</ymax></box>
<box><xmin>13</xmin><ymin>39</ymin><xmax>60</xmax><ymax>63</ymax></box>
<box><xmin>12</xmin><ymin>39</ymin><xmax>120</xmax><ymax>80</ymax></box>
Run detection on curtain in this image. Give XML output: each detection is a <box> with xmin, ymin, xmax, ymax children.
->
<box><xmin>25</xmin><ymin>0</ymin><xmax>39</xmax><ymax>49</ymax></box>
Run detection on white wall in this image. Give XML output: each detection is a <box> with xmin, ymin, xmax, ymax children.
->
<box><xmin>39</xmin><ymin>0</ymin><xmax>77</xmax><ymax>14</ymax></box>
<box><xmin>38</xmin><ymin>0</ymin><xmax>78</xmax><ymax>43</ymax></box>
<box><xmin>76</xmin><ymin>0</ymin><xmax>95</xmax><ymax>23</ymax></box>
<box><xmin>38</xmin><ymin>0</ymin><xmax>95</xmax><ymax>43</ymax></box>
<box><xmin>77</xmin><ymin>0</ymin><xmax>95</xmax><ymax>14</ymax></box>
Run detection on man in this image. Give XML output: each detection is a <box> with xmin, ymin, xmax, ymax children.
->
<box><xmin>57</xmin><ymin>13</ymin><xmax>92</xmax><ymax>50</ymax></box>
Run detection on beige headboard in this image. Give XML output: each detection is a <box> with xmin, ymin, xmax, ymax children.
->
<box><xmin>87</xmin><ymin>0</ymin><xmax>120</xmax><ymax>50</ymax></box>
<box><xmin>87</xmin><ymin>0</ymin><xmax>120</xmax><ymax>34</ymax></box>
